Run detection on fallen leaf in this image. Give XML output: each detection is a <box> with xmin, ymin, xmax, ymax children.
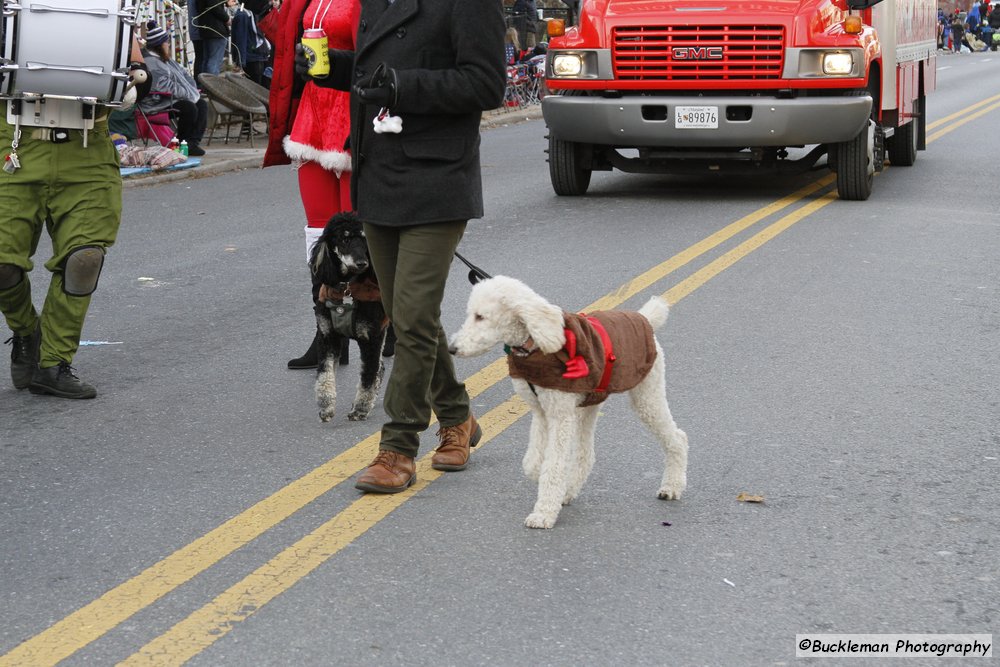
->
<box><xmin>736</xmin><ymin>492</ymin><xmax>765</xmax><ymax>503</ymax></box>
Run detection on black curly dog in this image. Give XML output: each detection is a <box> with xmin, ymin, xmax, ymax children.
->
<box><xmin>309</xmin><ymin>212</ymin><xmax>394</xmax><ymax>422</ymax></box>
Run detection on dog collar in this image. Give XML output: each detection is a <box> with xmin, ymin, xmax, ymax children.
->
<box><xmin>504</xmin><ymin>336</ymin><xmax>536</xmax><ymax>357</ymax></box>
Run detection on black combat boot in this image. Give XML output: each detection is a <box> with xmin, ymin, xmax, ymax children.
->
<box><xmin>28</xmin><ymin>362</ymin><xmax>97</xmax><ymax>399</ymax></box>
<box><xmin>6</xmin><ymin>321</ymin><xmax>41</xmax><ymax>390</ymax></box>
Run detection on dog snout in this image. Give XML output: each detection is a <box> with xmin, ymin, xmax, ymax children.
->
<box><xmin>448</xmin><ymin>343</ymin><xmax>458</xmax><ymax>355</ymax></box>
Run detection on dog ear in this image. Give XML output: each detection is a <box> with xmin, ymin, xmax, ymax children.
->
<box><xmin>309</xmin><ymin>233</ymin><xmax>344</xmax><ymax>287</ymax></box>
<box><xmin>309</xmin><ymin>239</ymin><xmax>326</xmax><ymax>278</ymax></box>
<box><xmin>515</xmin><ymin>298</ymin><xmax>565</xmax><ymax>354</ymax></box>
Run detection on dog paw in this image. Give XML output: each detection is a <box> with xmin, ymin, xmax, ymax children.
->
<box><xmin>524</xmin><ymin>512</ymin><xmax>557</xmax><ymax>529</ymax></box>
<box><xmin>318</xmin><ymin>407</ymin><xmax>336</xmax><ymax>423</ymax></box>
<box><xmin>657</xmin><ymin>485</ymin><xmax>684</xmax><ymax>500</ymax></box>
<box><xmin>347</xmin><ymin>408</ymin><xmax>370</xmax><ymax>421</ymax></box>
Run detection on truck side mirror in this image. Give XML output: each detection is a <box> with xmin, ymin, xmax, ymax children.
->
<box><xmin>846</xmin><ymin>0</ymin><xmax>884</xmax><ymax>8</ymax></box>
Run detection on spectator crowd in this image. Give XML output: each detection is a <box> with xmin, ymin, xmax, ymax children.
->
<box><xmin>940</xmin><ymin>1</ymin><xmax>1000</xmax><ymax>52</ymax></box>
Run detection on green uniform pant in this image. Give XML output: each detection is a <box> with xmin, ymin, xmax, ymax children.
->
<box><xmin>0</xmin><ymin>120</ymin><xmax>122</xmax><ymax>367</ymax></box>
<box><xmin>363</xmin><ymin>220</ymin><xmax>471</xmax><ymax>458</ymax></box>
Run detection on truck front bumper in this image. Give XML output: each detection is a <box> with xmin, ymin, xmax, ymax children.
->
<box><xmin>541</xmin><ymin>94</ymin><xmax>872</xmax><ymax>147</ymax></box>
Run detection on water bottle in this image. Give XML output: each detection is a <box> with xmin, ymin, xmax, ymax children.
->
<box><xmin>168</xmin><ymin>136</ymin><xmax>179</xmax><ymax>151</ymax></box>
<box><xmin>180</xmin><ymin>140</ymin><xmax>189</xmax><ymax>157</ymax></box>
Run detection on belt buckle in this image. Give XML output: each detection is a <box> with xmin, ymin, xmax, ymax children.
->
<box><xmin>51</xmin><ymin>129</ymin><xmax>71</xmax><ymax>144</ymax></box>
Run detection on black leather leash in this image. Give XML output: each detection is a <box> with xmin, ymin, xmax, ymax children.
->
<box><xmin>454</xmin><ymin>251</ymin><xmax>492</xmax><ymax>285</ymax></box>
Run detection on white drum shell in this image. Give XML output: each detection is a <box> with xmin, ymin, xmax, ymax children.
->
<box><xmin>1</xmin><ymin>1</ymin><xmax>136</xmax><ymax>103</ymax></box>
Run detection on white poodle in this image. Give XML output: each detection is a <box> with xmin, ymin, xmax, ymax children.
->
<box><xmin>449</xmin><ymin>276</ymin><xmax>688</xmax><ymax>529</ymax></box>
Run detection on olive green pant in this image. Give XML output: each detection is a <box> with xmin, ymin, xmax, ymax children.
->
<box><xmin>363</xmin><ymin>220</ymin><xmax>471</xmax><ymax>458</ymax></box>
<box><xmin>0</xmin><ymin>120</ymin><xmax>122</xmax><ymax>367</ymax></box>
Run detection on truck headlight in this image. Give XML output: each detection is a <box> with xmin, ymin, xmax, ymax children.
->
<box><xmin>822</xmin><ymin>52</ymin><xmax>854</xmax><ymax>75</ymax></box>
<box><xmin>545</xmin><ymin>50</ymin><xmax>612</xmax><ymax>80</ymax></box>
<box><xmin>551</xmin><ymin>53</ymin><xmax>585</xmax><ymax>77</ymax></box>
<box><xmin>785</xmin><ymin>48</ymin><xmax>862</xmax><ymax>78</ymax></box>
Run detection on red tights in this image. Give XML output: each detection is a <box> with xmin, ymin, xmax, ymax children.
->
<box><xmin>298</xmin><ymin>160</ymin><xmax>352</xmax><ymax>228</ymax></box>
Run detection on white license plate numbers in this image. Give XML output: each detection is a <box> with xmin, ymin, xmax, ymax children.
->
<box><xmin>675</xmin><ymin>106</ymin><xmax>719</xmax><ymax>129</ymax></box>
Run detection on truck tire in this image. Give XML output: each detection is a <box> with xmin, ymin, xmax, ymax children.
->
<box><xmin>549</xmin><ymin>136</ymin><xmax>592</xmax><ymax>196</ymax></box>
<box><xmin>887</xmin><ymin>94</ymin><xmax>923</xmax><ymax>167</ymax></box>
<box><xmin>835</xmin><ymin>119</ymin><xmax>873</xmax><ymax>201</ymax></box>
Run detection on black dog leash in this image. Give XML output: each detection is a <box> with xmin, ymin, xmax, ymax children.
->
<box><xmin>454</xmin><ymin>251</ymin><xmax>492</xmax><ymax>285</ymax></box>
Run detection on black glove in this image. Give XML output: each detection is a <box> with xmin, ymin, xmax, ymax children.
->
<box><xmin>128</xmin><ymin>61</ymin><xmax>152</xmax><ymax>101</ymax></box>
<box><xmin>293</xmin><ymin>43</ymin><xmax>309</xmax><ymax>79</ymax></box>
<box><xmin>294</xmin><ymin>43</ymin><xmax>341</xmax><ymax>88</ymax></box>
<box><xmin>353</xmin><ymin>63</ymin><xmax>398</xmax><ymax>108</ymax></box>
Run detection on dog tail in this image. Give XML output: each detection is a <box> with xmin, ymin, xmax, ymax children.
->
<box><xmin>639</xmin><ymin>297</ymin><xmax>670</xmax><ymax>330</ymax></box>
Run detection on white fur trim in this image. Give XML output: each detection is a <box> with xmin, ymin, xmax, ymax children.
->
<box><xmin>305</xmin><ymin>226</ymin><xmax>324</xmax><ymax>264</ymax></box>
<box><xmin>283</xmin><ymin>137</ymin><xmax>352</xmax><ymax>174</ymax></box>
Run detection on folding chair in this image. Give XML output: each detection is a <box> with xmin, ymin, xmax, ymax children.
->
<box><xmin>134</xmin><ymin>92</ymin><xmax>178</xmax><ymax>147</ymax></box>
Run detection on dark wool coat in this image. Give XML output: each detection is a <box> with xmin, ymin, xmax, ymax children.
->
<box><xmin>328</xmin><ymin>0</ymin><xmax>506</xmax><ymax>226</ymax></box>
<box><xmin>195</xmin><ymin>0</ymin><xmax>231</xmax><ymax>39</ymax></box>
<box><xmin>508</xmin><ymin>311</ymin><xmax>658</xmax><ymax>407</ymax></box>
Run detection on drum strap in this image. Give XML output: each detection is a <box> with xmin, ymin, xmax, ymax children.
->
<box><xmin>5</xmin><ymin>99</ymin><xmax>107</xmax><ymax>147</ymax></box>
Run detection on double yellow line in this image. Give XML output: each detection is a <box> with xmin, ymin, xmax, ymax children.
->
<box><xmin>0</xmin><ymin>176</ymin><xmax>839</xmax><ymax>667</ymax></box>
<box><xmin>2</xmin><ymin>96</ymin><xmax>992</xmax><ymax>667</ymax></box>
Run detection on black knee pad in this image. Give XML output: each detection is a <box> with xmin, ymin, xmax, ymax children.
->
<box><xmin>61</xmin><ymin>246</ymin><xmax>105</xmax><ymax>296</ymax></box>
<box><xmin>0</xmin><ymin>263</ymin><xmax>23</xmax><ymax>290</ymax></box>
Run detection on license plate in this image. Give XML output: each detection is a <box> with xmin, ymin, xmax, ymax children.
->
<box><xmin>675</xmin><ymin>106</ymin><xmax>719</xmax><ymax>129</ymax></box>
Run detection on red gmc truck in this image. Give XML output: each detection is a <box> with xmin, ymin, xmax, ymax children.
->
<box><xmin>541</xmin><ymin>0</ymin><xmax>937</xmax><ymax>200</ymax></box>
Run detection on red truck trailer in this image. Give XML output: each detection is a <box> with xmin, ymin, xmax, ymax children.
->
<box><xmin>542</xmin><ymin>0</ymin><xmax>937</xmax><ymax>200</ymax></box>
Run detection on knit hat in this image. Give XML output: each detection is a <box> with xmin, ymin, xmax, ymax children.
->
<box><xmin>145</xmin><ymin>20</ymin><xmax>169</xmax><ymax>49</ymax></box>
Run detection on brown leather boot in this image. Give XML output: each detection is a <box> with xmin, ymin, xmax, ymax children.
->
<box><xmin>355</xmin><ymin>450</ymin><xmax>416</xmax><ymax>493</ymax></box>
<box><xmin>431</xmin><ymin>413</ymin><xmax>482</xmax><ymax>471</ymax></box>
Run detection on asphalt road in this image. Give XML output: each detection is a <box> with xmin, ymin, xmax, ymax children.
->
<box><xmin>2</xmin><ymin>53</ymin><xmax>998</xmax><ymax>666</ymax></box>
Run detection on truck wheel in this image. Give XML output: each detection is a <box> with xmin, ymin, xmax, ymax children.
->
<box><xmin>835</xmin><ymin>120</ymin><xmax>874</xmax><ymax>201</ymax></box>
<box><xmin>549</xmin><ymin>136</ymin><xmax>592</xmax><ymax>196</ymax></box>
<box><xmin>887</xmin><ymin>94</ymin><xmax>923</xmax><ymax>167</ymax></box>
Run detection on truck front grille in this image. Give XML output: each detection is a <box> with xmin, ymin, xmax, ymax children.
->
<box><xmin>613</xmin><ymin>25</ymin><xmax>784</xmax><ymax>81</ymax></box>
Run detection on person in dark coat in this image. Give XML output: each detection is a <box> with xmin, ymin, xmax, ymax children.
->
<box><xmin>230</xmin><ymin>5</ymin><xmax>271</xmax><ymax>85</ymax></box>
<box><xmin>187</xmin><ymin>0</ymin><xmax>205</xmax><ymax>79</ymax></box>
<box><xmin>195</xmin><ymin>0</ymin><xmax>232</xmax><ymax>74</ymax></box>
<box><xmin>950</xmin><ymin>14</ymin><xmax>967</xmax><ymax>51</ymax></box>
<box><xmin>300</xmin><ymin>0</ymin><xmax>506</xmax><ymax>493</ymax></box>
<box><xmin>512</xmin><ymin>0</ymin><xmax>537</xmax><ymax>50</ymax></box>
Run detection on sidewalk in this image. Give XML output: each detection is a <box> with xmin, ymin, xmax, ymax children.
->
<box><xmin>123</xmin><ymin>104</ymin><xmax>544</xmax><ymax>188</ymax></box>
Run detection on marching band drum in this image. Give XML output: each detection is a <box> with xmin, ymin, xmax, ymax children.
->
<box><xmin>1</xmin><ymin>1</ymin><xmax>139</xmax><ymax>138</ymax></box>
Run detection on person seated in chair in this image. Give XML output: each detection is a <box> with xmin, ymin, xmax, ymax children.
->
<box><xmin>139</xmin><ymin>20</ymin><xmax>209</xmax><ymax>156</ymax></box>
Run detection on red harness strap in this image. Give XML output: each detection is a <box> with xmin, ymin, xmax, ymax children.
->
<box><xmin>585</xmin><ymin>315</ymin><xmax>616</xmax><ymax>395</ymax></box>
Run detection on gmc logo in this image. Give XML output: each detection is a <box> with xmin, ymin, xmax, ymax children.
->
<box><xmin>672</xmin><ymin>46</ymin><xmax>724</xmax><ymax>60</ymax></box>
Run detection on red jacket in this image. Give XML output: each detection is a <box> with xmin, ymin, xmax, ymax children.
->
<box><xmin>258</xmin><ymin>0</ymin><xmax>359</xmax><ymax>168</ymax></box>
